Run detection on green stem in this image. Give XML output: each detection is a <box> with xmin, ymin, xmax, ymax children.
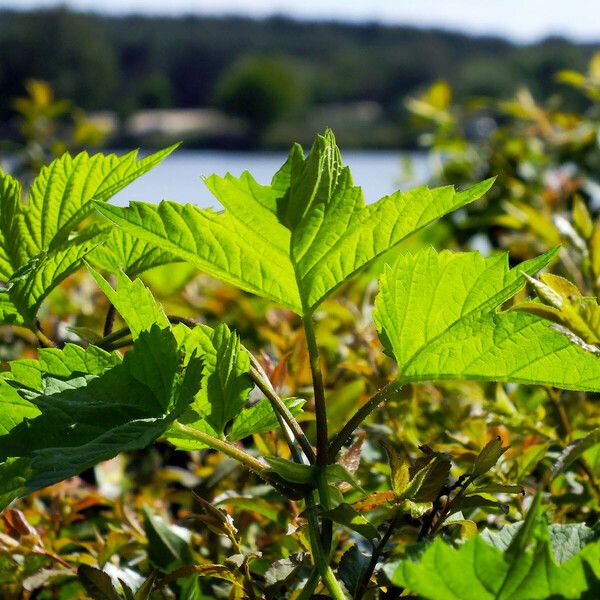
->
<box><xmin>172</xmin><ymin>422</ymin><xmax>267</xmax><ymax>473</ymax></box>
<box><xmin>328</xmin><ymin>381</ymin><xmax>402</xmax><ymax>461</ymax></box>
<box><xmin>170</xmin><ymin>422</ymin><xmax>300</xmax><ymax>498</ymax></box>
<box><xmin>98</xmin><ymin>314</ymin><xmax>198</xmax><ymax>348</ymax></box>
<box><xmin>302</xmin><ymin>313</ymin><xmax>335</xmax><ymax>555</ymax></box>
<box><xmin>104</xmin><ymin>338</ymin><xmax>133</xmax><ymax>351</ymax></box>
<box><xmin>247</xmin><ymin>352</ymin><xmax>316</xmax><ymax>464</ymax></box>
<box><xmin>295</xmin><ymin>569</ymin><xmax>321</xmax><ymax>600</ymax></box>
<box><xmin>103</xmin><ymin>302</ymin><xmax>116</xmax><ymax>337</ymax></box>
<box><xmin>302</xmin><ymin>314</ymin><xmax>328</xmax><ymax>467</ymax></box>
<box><xmin>35</xmin><ymin>322</ymin><xmax>57</xmax><ymax>348</ymax></box>
<box><xmin>305</xmin><ymin>493</ymin><xmax>348</xmax><ymax>600</ymax></box>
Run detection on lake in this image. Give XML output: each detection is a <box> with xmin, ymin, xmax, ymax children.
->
<box><xmin>112</xmin><ymin>150</ymin><xmax>432</xmax><ymax>208</ymax></box>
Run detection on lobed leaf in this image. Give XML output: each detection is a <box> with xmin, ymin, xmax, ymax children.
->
<box><xmin>98</xmin><ymin>130</ymin><xmax>493</xmax><ymax>315</ymax></box>
<box><xmin>0</xmin><ymin>325</ymin><xmax>202</xmax><ymax>508</ymax></box>
<box><xmin>375</xmin><ymin>248</ymin><xmax>600</xmax><ymax>391</ymax></box>
<box><xmin>386</xmin><ymin>534</ymin><xmax>600</xmax><ymax>599</ymax></box>
<box><xmin>0</xmin><ymin>147</ymin><xmax>175</xmax><ymax>327</ymax></box>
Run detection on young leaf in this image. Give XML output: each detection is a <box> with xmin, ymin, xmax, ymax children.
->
<box><xmin>472</xmin><ymin>438</ymin><xmax>507</xmax><ymax>478</ymax></box>
<box><xmin>97</xmin><ymin>130</ymin><xmax>493</xmax><ymax>315</ymax></box>
<box><xmin>89</xmin><ymin>267</ymin><xmax>169</xmax><ymax>338</ymax></box>
<box><xmin>515</xmin><ymin>273</ymin><xmax>600</xmax><ymax>345</ymax></box>
<box><xmin>167</xmin><ymin>322</ymin><xmax>253</xmax><ymax>448</ymax></box>
<box><xmin>89</xmin><ymin>229</ymin><xmax>179</xmax><ymax>277</ymax></box>
<box><xmin>321</xmin><ymin>503</ymin><xmax>379</xmax><ymax>540</ymax></box>
<box><xmin>0</xmin><ymin>147</ymin><xmax>175</xmax><ymax>328</ymax></box>
<box><xmin>228</xmin><ymin>397</ymin><xmax>305</xmax><ymax>442</ymax></box>
<box><xmin>265</xmin><ymin>456</ymin><xmax>316</xmax><ymax>485</ymax></box>
<box><xmin>551</xmin><ymin>428</ymin><xmax>600</xmax><ymax>478</ymax></box>
<box><xmin>381</xmin><ymin>440</ymin><xmax>410</xmax><ymax>497</ymax></box>
<box><xmin>374</xmin><ymin>248</ymin><xmax>600</xmax><ymax>391</ymax></box>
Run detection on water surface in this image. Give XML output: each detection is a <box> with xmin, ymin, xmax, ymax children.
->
<box><xmin>112</xmin><ymin>150</ymin><xmax>431</xmax><ymax>208</ymax></box>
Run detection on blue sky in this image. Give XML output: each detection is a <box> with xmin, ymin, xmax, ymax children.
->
<box><xmin>1</xmin><ymin>0</ymin><xmax>599</xmax><ymax>42</ymax></box>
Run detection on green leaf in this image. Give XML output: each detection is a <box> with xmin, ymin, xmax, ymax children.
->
<box><xmin>264</xmin><ymin>553</ymin><xmax>306</xmax><ymax>594</ymax></box>
<box><xmin>89</xmin><ymin>229</ymin><xmax>179</xmax><ymax>277</ymax></box>
<box><xmin>0</xmin><ymin>457</ymin><xmax>31</xmax><ymax>511</ymax></box>
<box><xmin>78</xmin><ymin>565</ymin><xmax>123</xmax><ymax>600</ymax></box>
<box><xmin>449</xmin><ymin>494</ymin><xmax>508</xmax><ymax>516</ymax></box>
<box><xmin>228</xmin><ymin>397</ymin><xmax>305</xmax><ymax>442</ymax></box>
<box><xmin>5</xmin><ymin>343</ymin><xmax>120</xmax><ymax>391</ymax></box>
<box><xmin>23</xmin><ymin>146</ymin><xmax>178</xmax><ymax>255</ymax></box>
<box><xmin>97</xmin><ymin>181</ymin><xmax>301</xmax><ymax>312</ymax></box>
<box><xmin>0</xmin><ymin>380</ymin><xmax>40</xmax><ymax>435</ymax></box>
<box><xmin>89</xmin><ymin>267</ymin><xmax>169</xmax><ymax>338</ymax></box>
<box><xmin>0</xmin><ymin>147</ymin><xmax>174</xmax><ymax>327</ymax></box>
<box><xmin>0</xmin><ymin>326</ymin><xmax>202</xmax><ymax>499</ymax></box>
<box><xmin>483</xmin><ymin>522</ymin><xmax>599</xmax><ymax>564</ymax></box>
<box><xmin>0</xmin><ymin>225</ymin><xmax>108</xmax><ymax>326</ymax></box>
<box><xmin>552</xmin><ymin>429</ymin><xmax>600</xmax><ymax>478</ymax></box>
<box><xmin>265</xmin><ymin>456</ymin><xmax>315</xmax><ymax>485</ymax></box>
<box><xmin>386</xmin><ymin>535</ymin><xmax>600</xmax><ymax>599</ymax></box>
<box><xmin>167</xmin><ymin>323</ymin><xmax>253</xmax><ymax>448</ymax></box>
<box><xmin>322</xmin><ymin>503</ymin><xmax>378</xmax><ymax>540</ymax></box>
<box><xmin>375</xmin><ymin>248</ymin><xmax>600</xmax><ymax>391</ymax></box>
<box><xmin>339</xmin><ymin>545</ymin><xmax>371</xmax><ymax>598</ymax></box>
<box><xmin>0</xmin><ymin>170</ymin><xmax>22</xmax><ymax>281</ymax></box>
<box><xmin>143</xmin><ymin>506</ymin><xmax>193</xmax><ymax>571</ymax></box>
<box><xmin>472</xmin><ymin>438</ymin><xmax>507</xmax><ymax>478</ymax></box>
<box><xmin>97</xmin><ymin>130</ymin><xmax>493</xmax><ymax>315</ymax></box>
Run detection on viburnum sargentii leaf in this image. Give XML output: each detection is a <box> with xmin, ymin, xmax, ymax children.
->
<box><xmin>374</xmin><ymin>248</ymin><xmax>600</xmax><ymax>390</ymax></box>
<box><xmin>0</xmin><ymin>326</ymin><xmax>202</xmax><ymax>510</ymax></box>
<box><xmin>90</xmin><ymin>268</ymin><xmax>303</xmax><ymax>449</ymax></box>
<box><xmin>0</xmin><ymin>146</ymin><xmax>176</xmax><ymax>326</ymax></box>
<box><xmin>97</xmin><ymin>130</ymin><xmax>494</xmax><ymax>315</ymax></box>
<box><xmin>385</xmin><ymin>533</ymin><xmax>600</xmax><ymax>599</ymax></box>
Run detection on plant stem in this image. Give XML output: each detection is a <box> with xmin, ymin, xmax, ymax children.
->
<box><xmin>170</xmin><ymin>422</ymin><xmax>300</xmax><ymax>498</ymax></box>
<box><xmin>295</xmin><ymin>569</ymin><xmax>321</xmax><ymax>600</ymax></box>
<box><xmin>98</xmin><ymin>325</ymin><xmax>129</xmax><ymax>348</ymax></box>
<box><xmin>104</xmin><ymin>338</ymin><xmax>133</xmax><ymax>351</ymax></box>
<box><xmin>302</xmin><ymin>313</ymin><xmax>335</xmax><ymax>555</ymax></box>
<box><xmin>305</xmin><ymin>493</ymin><xmax>348</xmax><ymax>600</ymax></box>
<box><xmin>354</xmin><ymin>512</ymin><xmax>400</xmax><ymax>600</ymax></box>
<box><xmin>302</xmin><ymin>314</ymin><xmax>328</xmax><ymax>467</ymax></box>
<box><xmin>172</xmin><ymin>422</ymin><xmax>267</xmax><ymax>473</ymax></box>
<box><xmin>98</xmin><ymin>314</ymin><xmax>198</xmax><ymax>349</ymax></box>
<box><xmin>35</xmin><ymin>321</ymin><xmax>57</xmax><ymax>348</ymax></box>
<box><xmin>103</xmin><ymin>303</ymin><xmax>116</xmax><ymax>336</ymax></box>
<box><xmin>247</xmin><ymin>352</ymin><xmax>316</xmax><ymax>464</ymax></box>
<box><xmin>329</xmin><ymin>381</ymin><xmax>402</xmax><ymax>461</ymax></box>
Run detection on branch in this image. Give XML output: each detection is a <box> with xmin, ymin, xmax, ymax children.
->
<box><xmin>328</xmin><ymin>381</ymin><xmax>402</xmax><ymax>461</ymax></box>
<box><xmin>246</xmin><ymin>350</ymin><xmax>316</xmax><ymax>464</ymax></box>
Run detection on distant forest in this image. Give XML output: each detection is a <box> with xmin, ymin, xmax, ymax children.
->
<box><xmin>0</xmin><ymin>8</ymin><xmax>597</xmax><ymax>147</ymax></box>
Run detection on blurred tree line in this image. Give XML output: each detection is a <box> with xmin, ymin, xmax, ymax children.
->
<box><xmin>0</xmin><ymin>7</ymin><xmax>596</xmax><ymax>147</ymax></box>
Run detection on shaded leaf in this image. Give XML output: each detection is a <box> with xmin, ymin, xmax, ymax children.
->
<box><xmin>322</xmin><ymin>503</ymin><xmax>378</xmax><ymax>540</ymax></box>
<box><xmin>143</xmin><ymin>507</ymin><xmax>193</xmax><ymax>571</ymax></box>
<box><xmin>78</xmin><ymin>565</ymin><xmax>122</xmax><ymax>600</ymax></box>
<box><xmin>472</xmin><ymin>438</ymin><xmax>507</xmax><ymax>477</ymax></box>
